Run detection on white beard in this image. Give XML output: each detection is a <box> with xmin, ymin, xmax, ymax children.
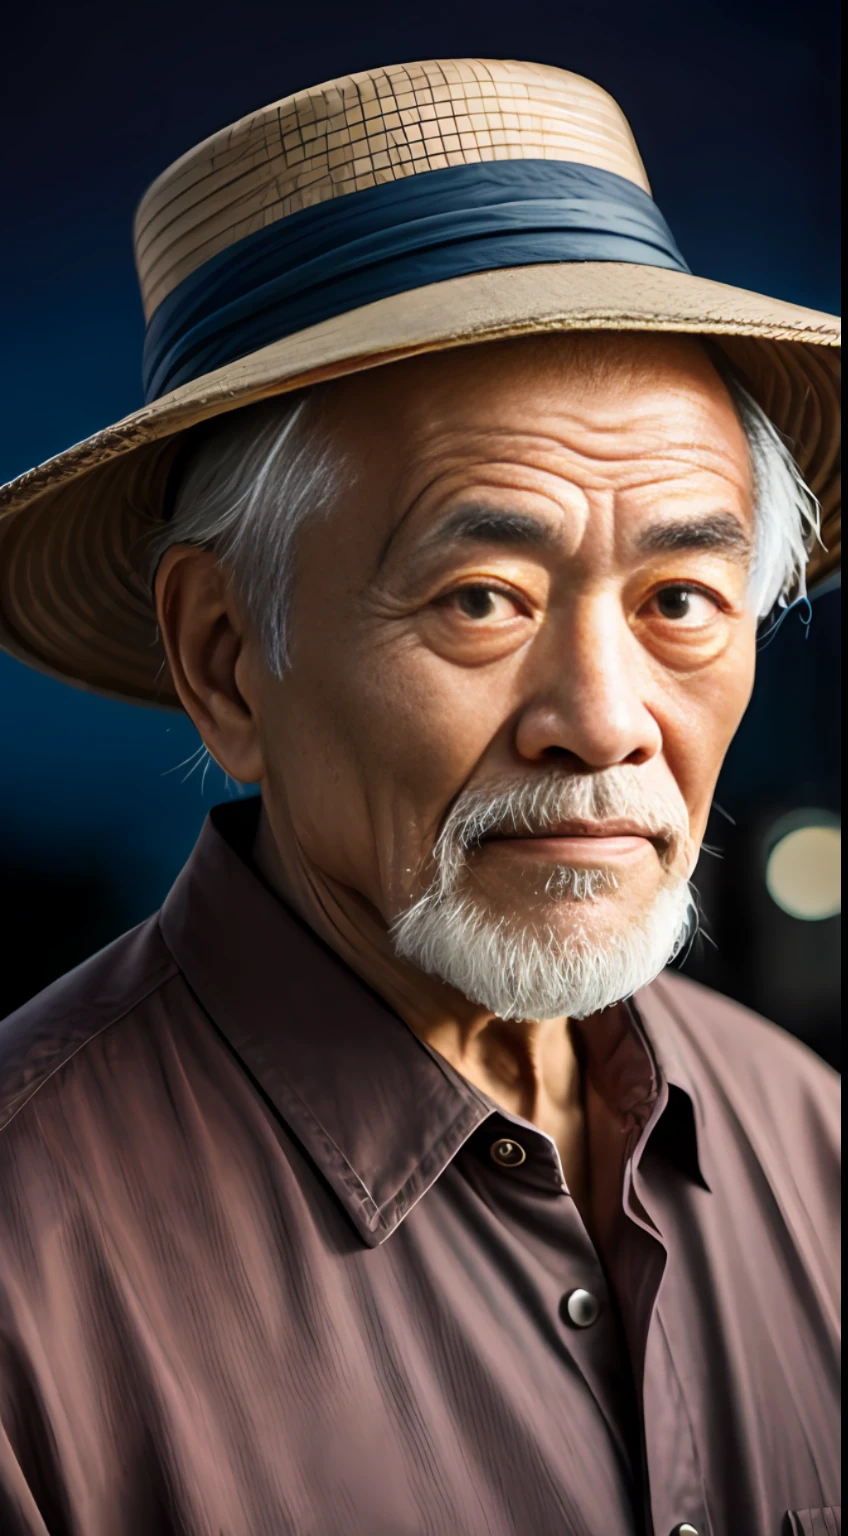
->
<box><xmin>389</xmin><ymin>768</ymin><xmax>696</xmax><ymax>1021</ymax></box>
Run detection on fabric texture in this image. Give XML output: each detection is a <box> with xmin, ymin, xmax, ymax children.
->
<box><xmin>0</xmin><ymin>800</ymin><xmax>841</xmax><ymax>1536</ymax></box>
<box><xmin>142</xmin><ymin>159</ymin><xmax>689</xmax><ymax>400</ymax></box>
<box><xmin>784</xmin><ymin>1511</ymin><xmax>842</xmax><ymax>1536</ymax></box>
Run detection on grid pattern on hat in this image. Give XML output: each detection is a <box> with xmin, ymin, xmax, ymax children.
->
<box><xmin>135</xmin><ymin>59</ymin><xmax>650</xmax><ymax>320</ymax></box>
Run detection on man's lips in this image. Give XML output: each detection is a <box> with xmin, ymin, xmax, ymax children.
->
<box><xmin>478</xmin><ymin>821</ymin><xmax>664</xmax><ymax>864</ymax></box>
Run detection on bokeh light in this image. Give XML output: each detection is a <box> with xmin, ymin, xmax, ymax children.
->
<box><xmin>766</xmin><ymin>817</ymin><xmax>842</xmax><ymax>921</ymax></box>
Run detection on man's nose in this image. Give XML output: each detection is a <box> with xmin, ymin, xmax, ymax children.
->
<box><xmin>513</xmin><ymin>595</ymin><xmax>663</xmax><ymax>770</ymax></box>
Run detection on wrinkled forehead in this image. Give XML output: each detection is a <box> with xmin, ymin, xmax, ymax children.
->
<box><xmin>317</xmin><ymin>331</ymin><xmax>753</xmax><ymax>538</ymax></box>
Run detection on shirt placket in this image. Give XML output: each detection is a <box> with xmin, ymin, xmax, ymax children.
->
<box><xmin>461</xmin><ymin>1112</ymin><xmax>648</xmax><ymax>1514</ymax></box>
<box><xmin>616</xmin><ymin>1116</ymin><xmax>711</xmax><ymax>1536</ymax></box>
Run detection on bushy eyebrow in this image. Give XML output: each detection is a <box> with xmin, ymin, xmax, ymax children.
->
<box><xmin>635</xmin><ymin>511</ymin><xmax>753</xmax><ymax>561</ymax></box>
<box><xmin>382</xmin><ymin>502</ymin><xmax>753</xmax><ymax>571</ymax></box>
<box><xmin>417</xmin><ymin>504</ymin><xmax>560</xmax><ymax>555</ymax></box>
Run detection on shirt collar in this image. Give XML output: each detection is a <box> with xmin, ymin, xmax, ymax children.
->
<box><xmin>629</xmin><ymin>982</ymin><xmax>714</xmax><ymax>1193</ymax></box>
<box><xmin>161</xmin><ymin>801</ymin><xmax>494</xmax><ymax>1247</ymax></box>
<box><xmin>161</xmin><ymin>801</ymin><xmax>711</xmax><ymax>1247</ymax></box>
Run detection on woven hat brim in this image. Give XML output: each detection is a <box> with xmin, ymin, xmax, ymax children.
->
<box><xmin>0</xmin><ymin>261</ymin><xmax>840</xmax><ymax>708</ymax></box>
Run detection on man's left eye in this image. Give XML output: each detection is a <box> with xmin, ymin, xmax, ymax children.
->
<box><xmin>649</xmin><ymin>585</ymin><xmax>720</xmax><ymax>624</ymax></box>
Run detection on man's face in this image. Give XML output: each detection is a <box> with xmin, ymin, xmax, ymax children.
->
<box><xmin>252</xmin><ymin>333</ymin><xmax>757</xmax><ymax>1011</ymax></box>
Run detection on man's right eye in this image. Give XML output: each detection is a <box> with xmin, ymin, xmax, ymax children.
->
<box><xmin>441</xmin><ymin>585</ymin><xmax>524</xmax><ymax>621</ymax></box>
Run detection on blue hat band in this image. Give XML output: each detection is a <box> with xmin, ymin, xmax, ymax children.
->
<box><xmin>142</xmin><ymin>158</ymin><xmax>689</xmax><ymax>404</ymax></box>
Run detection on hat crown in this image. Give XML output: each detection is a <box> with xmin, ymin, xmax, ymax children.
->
<box><xmin>134</xmin><ymin>58</ymin><xmax>650</xmax><ymax>322</ymax></box>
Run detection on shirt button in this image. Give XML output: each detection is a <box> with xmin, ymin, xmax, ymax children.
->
<box><xmin>562</xmin><ymin>1288</ymin><xmax>602</xmax><ymax>1328</ymax></box>
<box><xmin>489</xmin><ymin>1137</ymin><xmax>527</xmax><ymax>1168</ymax></box>
<box><xmin>671</xmin><ymin>1526</ymin><xmax>701</xmax><ymax>1536</ymax></box>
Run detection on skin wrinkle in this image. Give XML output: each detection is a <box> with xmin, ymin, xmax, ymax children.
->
<box><xmin>373</xmin><ymin>444</ymin><xmax>751</xmax><ymax>633</ymax></box>
<box><xmin>155</xmin><ymin>332</ymin><xmax>758</xmax><ymax>1216</ymax></box>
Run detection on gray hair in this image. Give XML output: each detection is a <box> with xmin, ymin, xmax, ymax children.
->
<box><xmin>150</xmin><ymin>365</ymin><xmax>821</xmax><ymax>676</ymax></box>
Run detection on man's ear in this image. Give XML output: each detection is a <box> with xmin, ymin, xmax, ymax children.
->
<box><xmin>155</xmin><ymin>545</ymin><xmax>266</xmax><ymax>785</ymax></box>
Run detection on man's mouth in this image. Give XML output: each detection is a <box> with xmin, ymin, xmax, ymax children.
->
<box><xmin>478</xmin><ymin>820</ymin><xmax>667</xmax><ymax>865</ymax></box>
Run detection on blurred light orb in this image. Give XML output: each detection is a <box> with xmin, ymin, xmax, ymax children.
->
<box><xmin>766</xmin><ymin>821</ymin><xmax>841</xmax><ymax>921</ymax></box>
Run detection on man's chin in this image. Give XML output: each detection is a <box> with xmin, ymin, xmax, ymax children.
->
<box><xmin>472</xmin><ymin>865</ymin><xmax>662</xmax><ymax>930</ymax></box>
<box><xmin>481</xmin><ymin>903</ymin><xmax>654</xmax><ymax>964</ymax></box>
<box><xmin>390</xmin><ymin>873</ymin><xmax>695</xmax><ymax>1022</ymax></box>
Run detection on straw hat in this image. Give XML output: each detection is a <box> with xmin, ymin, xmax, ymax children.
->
<box><xmin>0</xmin><ymin>58</ymin><xmax>839</xmax><ymax>708</ymax></box>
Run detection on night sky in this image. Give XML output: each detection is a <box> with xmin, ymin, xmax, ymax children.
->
<box><xmin>0</xmin><ymin>0</ymin><xmax>840</xmax><ymax>1049</ymax></box>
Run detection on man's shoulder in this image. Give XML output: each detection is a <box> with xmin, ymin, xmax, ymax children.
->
<box><xmin>0</xmin><ymin>916</ymin><xmax>179</xmax><ymax>1134</ymax></box>
<box><xmin>649</xmin><ymin>970</ymin><xmax>840</xmax><ymax>1135</ymax></box>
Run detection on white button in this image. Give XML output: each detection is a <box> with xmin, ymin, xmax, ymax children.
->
<box><xmin>563</xmin><ymin>1288</ymin><xmax>601</xmax><ymax>1328</ymax></box>
<box><xmin>489</xmin><ymin>1137</ymin><xmax>527</xmax><ymax>1168</ymax></box>
<box><xmin>671</xmin><ymin>1525</ymin><xmax>701</xmax><ymax>1536</ymax></box>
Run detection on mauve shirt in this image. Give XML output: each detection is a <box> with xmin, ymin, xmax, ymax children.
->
<box><xmin>0</xmin><ymin>802</ymin><xmax>840</xmax><ymax>1536</ymax></box>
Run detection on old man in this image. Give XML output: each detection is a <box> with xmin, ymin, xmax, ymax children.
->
<box><xmin>0</xmin><ymin>59</ymin><xmax>840</xmax><ymax>1536</ymax></box>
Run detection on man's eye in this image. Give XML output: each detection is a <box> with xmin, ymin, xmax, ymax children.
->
<box><xmin>649</xmin><ymin>585</ymin><xmax>720</xmax><ymax>624</ymax></box>
<box><xmin>443</xmin><ymin>585</ymin><xmax>522</xmax><ymax>621</ymax></box>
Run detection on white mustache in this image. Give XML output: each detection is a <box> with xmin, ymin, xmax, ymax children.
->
<box><xmin>435</xmin><ymin>767</ymin><xmax>689</xmax><ymax>875</ymax></box>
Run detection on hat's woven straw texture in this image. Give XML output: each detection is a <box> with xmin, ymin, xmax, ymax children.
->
<box><xmin>135</xmin><ymin>60</ymin><xmax>651</xmax><ymax>321</ymax></box>
<box><xmin>0</xmin><ymin>59</ymin><xmax>839</xmax><ymax>707</ymax></box>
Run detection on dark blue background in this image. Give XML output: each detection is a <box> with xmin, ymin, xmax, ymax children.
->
<box><xmin>1</xmin><ymin>0</ymin><xmax>840</xmax><ymax>1057</ymax></box>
